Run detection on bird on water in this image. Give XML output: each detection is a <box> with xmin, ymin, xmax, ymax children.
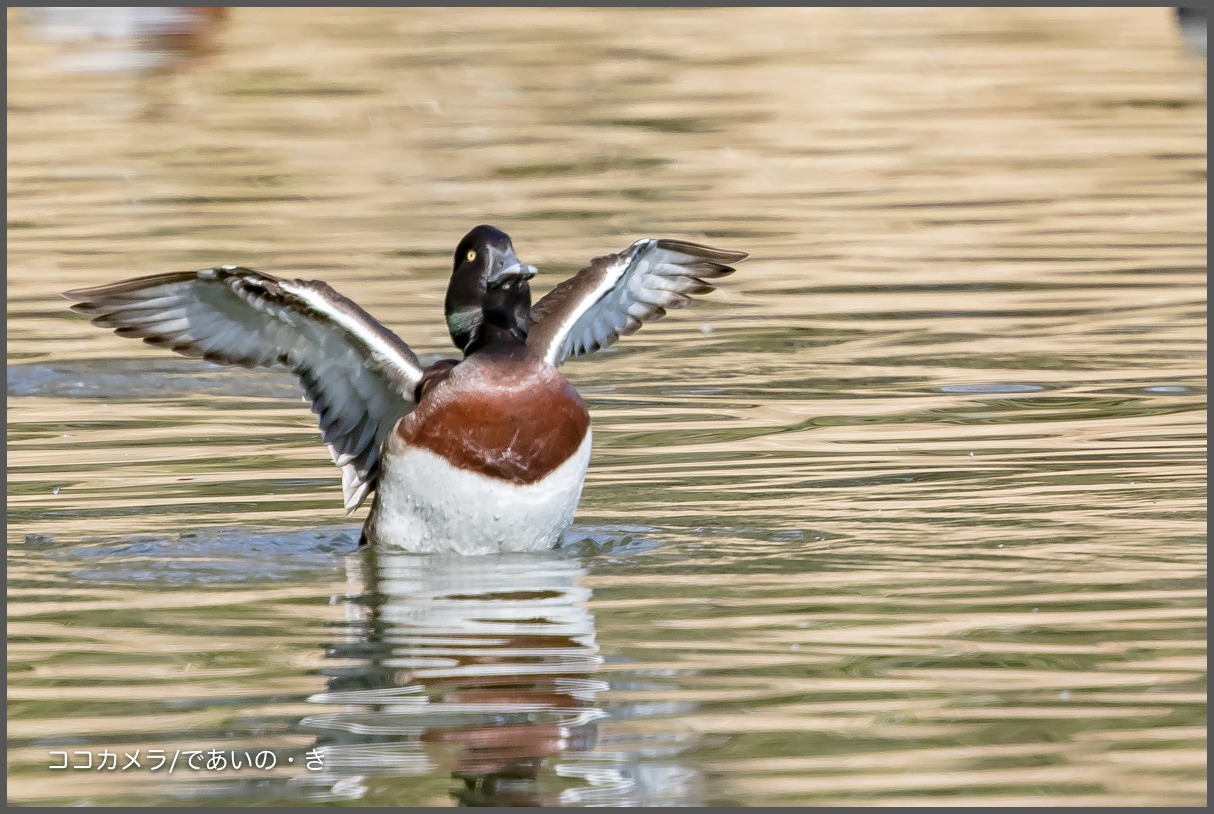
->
<box><xmin>64</xmin><ymin>226</ymin><xmax>747</xmax><ymax>554</ymax></box>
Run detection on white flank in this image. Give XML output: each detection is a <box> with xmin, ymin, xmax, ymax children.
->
<box><xmin>542</xmin><ymin>241</ymin><xmax>649</xmax><ymax>366</ymax></box>
<box><xmin>368</xmin><ymin>432</ymin><xmax>592</xmax><ymax>554</ymax></box>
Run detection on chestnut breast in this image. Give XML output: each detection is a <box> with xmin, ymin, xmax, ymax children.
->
<box><xmin>393</xmin><ymin>350</ymin><xmax>590</xmax><ymax>484</ymax></box>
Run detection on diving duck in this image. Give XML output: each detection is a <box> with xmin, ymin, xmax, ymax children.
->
<box><xmin>64</xmin><ymin>226</ymin><xmax>747</xmax><ymax>554</ymax></box>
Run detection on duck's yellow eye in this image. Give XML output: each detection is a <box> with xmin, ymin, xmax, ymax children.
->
<box><xmin>465</xmin><ymin>250</ymin><xmax>477</xmax><ymax>262</ymax></box>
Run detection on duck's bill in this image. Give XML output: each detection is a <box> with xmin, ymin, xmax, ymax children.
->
<box><xmin>489</xmin><ymin>261</ymin><xmax>538</xmax><ymax>283</ymax></box>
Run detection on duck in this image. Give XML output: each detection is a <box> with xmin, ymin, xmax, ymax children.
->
<box><xmin>63</xmin><ymin>226</ymin><xmax>747</xmax><ymax>554</ymax></box>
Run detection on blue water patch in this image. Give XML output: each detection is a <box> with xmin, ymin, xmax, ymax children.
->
<box><xmin>7</xmin><ymin>359</ymin><xmax>301</xmax><ymax>400</ymax></box>
<box><xmin>56</xmin><ymin>525</ymin><xmax>361</xmax><ymax>585</ymax></box>
<box><xmin>7</xmin><ymin>354</ymin><xmax>455</xmax><ymax>400</ymax></box>
<box><xmin>938</xmin><ymin>383</ymin><xmax>1047</xmax><ymax>395</ymax></box>
<box><xmin>46</xmin><ymin>522</ymin><xmax>659</xmax><ymax>585</ymax></box>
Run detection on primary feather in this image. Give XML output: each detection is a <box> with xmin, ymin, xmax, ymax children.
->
<box><xmin>64</xmin><ymin>266</ymin><xmax>424</xmax><ymax>512</ymax></box>
<box><xmin>528</xmin><ymin>239</ymin><xmax>747</xmax><ymax>367</ymax></box>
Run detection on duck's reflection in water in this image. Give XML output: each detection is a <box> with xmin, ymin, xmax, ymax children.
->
<box><xmin>303</xmin><ymin>548</ymin><xmax>617</xmax><ymax>806</ymax></box>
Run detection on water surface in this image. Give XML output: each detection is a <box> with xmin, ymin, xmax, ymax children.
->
<box><xmin>7</xmin><ymin>7</ymin><xmax>1206</xmax><ymax>806</ymax></box>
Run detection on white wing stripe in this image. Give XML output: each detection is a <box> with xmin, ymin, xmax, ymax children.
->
<box><xmin>286</xmin><ymin>282</ymin><xmax>421</xmax><ymax>389</ymax></box>
<box><xmin>527</xmin><ymin>237</ymin><xmax>745</xmax><ymax>367</ymax></box>
<box><xmin>541</xmin><ymin>240</ymin><xmax>649</xmax><ymax>366</ymax></box>
<box><xmin>65</xmin><ymin>266</ymin><xmax>423</xmax><ymax>514</ymax></box>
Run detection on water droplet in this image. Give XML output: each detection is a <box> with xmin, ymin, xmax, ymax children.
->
<box><xmin>52</xmin><ymin>486</ymin><xmax>60</xmax><ymax>495</ymax></box>
<box><xmin>968</xmin><ymin>452</ymin><xmax>975</xmax><ymax>458</ymax></box>
<box><xmin>996</xmin><ymin>543</ymin><xmax>1004</xmax><ymax>549</ymax></box>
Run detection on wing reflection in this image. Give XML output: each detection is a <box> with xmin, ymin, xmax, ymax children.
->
<box><xmin>303</xmin><ymin>548</ymin><xmax>618</xmax><ymax>806</ymax></box>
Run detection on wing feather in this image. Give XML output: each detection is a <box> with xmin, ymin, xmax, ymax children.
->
<box><xmin>528</xmin><ymin>239</ymin><xmax>746</xmax><ymax>367</ymax></box>
<box><xmin>64</xmin><ymin>266</ymin><xmax>425</xmax><ymax>512</ymax></box>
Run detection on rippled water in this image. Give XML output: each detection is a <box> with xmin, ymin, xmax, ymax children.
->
<box><xmin>7</xmin><ymin>7</ymin><xmax>1206</xmax><ymax>807</ymax></box>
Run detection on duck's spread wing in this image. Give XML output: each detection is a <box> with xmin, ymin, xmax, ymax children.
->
<box><xmin>64</xmin><ymin>266</ymin><xmax>425</xmax><ymax>513</ymax></box>
<box><xmin>527</xmin><ymin>239</ymin><xmax>747</xmax><ymax>368</ymax></box>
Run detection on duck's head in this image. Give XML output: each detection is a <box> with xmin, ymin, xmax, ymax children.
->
<box><xmin>445</xmin><ymin>225</ymin><xmax>537</xmax><ymax>352</ymax></box>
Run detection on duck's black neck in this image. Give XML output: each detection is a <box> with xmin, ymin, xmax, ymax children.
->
<box><xmin>464</xmin><ymin>303</ymin><xmax>530</xmax><ymax>355</ymax></box>
<box><xmin>463</xmin><ymin>312</ymin><xmax>522</xmax><ymax>354</ymax></box>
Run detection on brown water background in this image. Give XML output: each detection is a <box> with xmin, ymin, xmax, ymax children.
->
<box><xmin>7</xmin><ymin>7</ymin><xmax>1206</xmax><ymax>806</ymax></box>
